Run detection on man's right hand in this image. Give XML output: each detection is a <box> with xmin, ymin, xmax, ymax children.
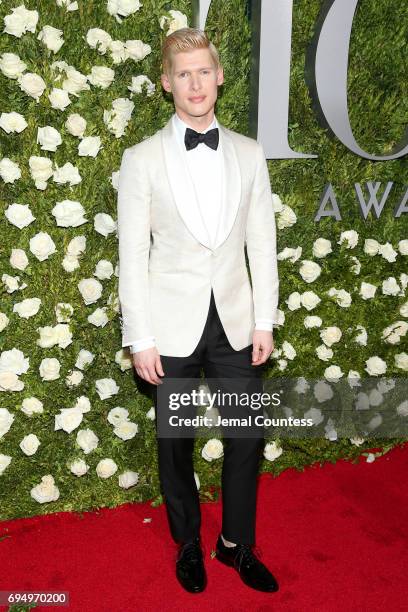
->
<box><xmin>132</xmin><ymin>347</ymin><xmax>164</xmax><ymax>385</ymax></box>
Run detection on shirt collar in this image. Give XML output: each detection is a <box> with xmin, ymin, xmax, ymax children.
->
<box><xmin>173</xmin><ymin>112</ymin><xmax>218</xmax><ymax>145</ymax></box>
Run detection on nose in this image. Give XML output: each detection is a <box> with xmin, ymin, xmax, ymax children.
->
<box><xmin>190</xmin><ymin>73</ymin><xmax>201</xmax><ymax>91</ymax></box>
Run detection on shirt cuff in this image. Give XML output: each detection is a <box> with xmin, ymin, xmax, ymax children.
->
<box><xmin>124</xmin><ymin>337</ymin><xmax>156</xmax><ymax>353</ymax></box>
<box><xmin>254</xmin><ymin>319</ymin><xmax>274</xmax><ymax>332</ymax></box>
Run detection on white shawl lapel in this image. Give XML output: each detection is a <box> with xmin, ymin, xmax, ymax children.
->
<box><xmin>160</xmin><ymin>114</ymin><xmax>242</xmax><ymax>250</ymax></box>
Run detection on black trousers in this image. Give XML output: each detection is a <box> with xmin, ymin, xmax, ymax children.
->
<box><xmin>151</xmin><ymin>290</ymin><xmax>265</xmax><ymax>545</ymax></box>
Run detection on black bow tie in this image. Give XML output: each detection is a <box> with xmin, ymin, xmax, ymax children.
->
<box><xmin>184</xmin><ymin>127</ymin><xmax>219</xmax><ymax>151</ymax></box>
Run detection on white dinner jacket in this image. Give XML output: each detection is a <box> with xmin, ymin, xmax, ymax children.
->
<box><xmin>117</xmin><ymin>113</ymin><xmax>279</xmax><ymax>357</ymax></box>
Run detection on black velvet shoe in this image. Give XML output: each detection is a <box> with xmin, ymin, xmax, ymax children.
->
<box><xmin>176</xmin><ymin>536</ymin><xmax>207</xmax><ymax>593</ymax></box>
<box><xmin>215</xmin><ymin>534</ymin><xmax>279</xmax><ymax>592</ymax></box>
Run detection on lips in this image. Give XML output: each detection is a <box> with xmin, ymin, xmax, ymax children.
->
<box><xmin>190</xmin><ymin>96</ymin><xmax>205</xmax><ymax>103</ymax></box>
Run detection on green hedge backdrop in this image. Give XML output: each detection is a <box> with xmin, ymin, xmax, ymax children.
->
<box><xmin>0</xmin><ymin>0</ymin><xmax>407</xmax><ymax>520</ymax></box>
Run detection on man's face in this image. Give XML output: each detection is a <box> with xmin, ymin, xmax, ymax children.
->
<box><xmin>161</xmin><ymin>47</ymin><xmax>224</xmax><ymax>122</ymax></box>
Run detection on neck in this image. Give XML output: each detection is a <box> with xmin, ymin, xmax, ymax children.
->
<box><xmin>175</xmin><ymin>108</ymin><xmax>215</xmax><ymax>132</ymax></box>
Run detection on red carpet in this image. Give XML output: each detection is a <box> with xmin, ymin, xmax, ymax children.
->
<box><xmin>1</xmin><ymin>445</ymin><xmax>407</xmax><ymax>611</ymax></box>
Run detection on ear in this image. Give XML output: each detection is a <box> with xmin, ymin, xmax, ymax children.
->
<box><xmin>216</xmin><ymin>66</ymin><xmax>224</xmax><ymax>86</ymax></box>
<box><xmin>161</xmin><ymin>73</ymin><xmax>172</xmax><ymax>93</ymax></box>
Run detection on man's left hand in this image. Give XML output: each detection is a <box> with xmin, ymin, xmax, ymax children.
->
<box><xmin>252</xmin><ymin>330</ymin><xmax>274</xmax><ymax>365</ymax></box>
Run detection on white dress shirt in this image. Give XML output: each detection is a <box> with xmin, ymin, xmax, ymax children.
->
<box><xmin>126</xmin><ymin>112</ymin><xmax>273</xmax><ymax>353</ymax></box>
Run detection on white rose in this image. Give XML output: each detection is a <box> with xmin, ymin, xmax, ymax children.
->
<box><xmin>10</xmin><ymin>248</ymin><xmax>29</xmax><ymax>270</ymax></box>
<box><xmin>30</xmin><ymin>475</ymin><xmax>60</xmax><ymax>503</ymax></box>
<box><xmin>39</xmin><ymin>357</ymin><xmax>61</xmax><ymax>381</ymax></box>
<box><xmin>396</xmin><ymin>400</ymin><xmax>408</xmax><ymax>417</ymax></box>
<box><xmin>109</xmin><ymin>40</ymin><xmax>128</xmax><ymax>64</ymax></box>
<box><xmin>76</xmin><ymin>428</ymin><xmax>99</xmax><ymax>453</ymax></box>
<box><xmin>20</xmin><ymin>433</ymin><xmax>40</xmax><ymax>456</ymax></box>
<box><xmin>354</xmin><ymin>326</ymin><xmax>368</xmax><ymax>346</ymax></box>
<box><xmin>78</xmin><ymin>277</ymin><xmax>103</xmax><ymax>304</ymax></box>
<box><xmin>37</xmin><ymin>25</ymin><xmax>64</xmax><ymax>52</ymax></box>
<box><xmin>69</xmin><ymin>458</ymin><xmax>89</xmax><ymax>476</ymax></box>
<box><xmin>65</xmin><ymin>113</ymin><xmax>87</xmax><ymax>137</ymax></box>
<box><xmin>2</xmin><ymin>274</ymin><xmax>20</xmax><ymax>293</ymax></box>
<box><xmin>320</xmin><ymin>326</ymin><xmax>342</xmax><ymax>346</ymax></box>
<box><xmin>263</xmin><ymin>441</ymin><xmax>283</xmax><ymax>461</ymax></box>
<box><xmin>37</xmin><ymin>125</ymin><xmax>63</xmax><ymax>152</ymax></box>
<box><xmin>94</xmin><ymin>212</ymin><xmax>117</xmax><ymax>236</ymax></box>
<box><xmin>29</xmin><ymin>156</ymin><xmax>54</xmax><ymax>189</ymax></box>
<box><xmin>115</xmin><ymin>349</ymin><xmax>132</xmax><ymax>371</ymax></box>
<box><xmin>63</xmin><ymin>254</ymin><xmax>79</xmax><ymax>271</ymax></box>
<box><xmin>0</xmin><ymin>52</ymin><xmax>27</xmax><ymax>78</ymax></box>
<box><xmin>56</xmin><ymin>1</ymin><xmax>78</xmax><ymax>11</ymax></box>
<box><xmin>13</xmin><ymin>297</ymin><xmax>41</xmax><ymax>318</ymax></box>
<box><xmin>282</xmin><ymin>341</ymin><xmax>296</xmax><ymax>360</ymax></box>
<box><xmin>108</xmin><ymin>407</ymin><xmax>129</xmax><ymax>426</ymax></box>
<box><xmin>96</xmin><ymin>458</ymin><xmax>118</xmax><ymax>478</ymax></box>
<box><xmin>360</xmin><ymin>282</ymin><xmax>377</xmax><ymax>300</ymax></box>
<box><xmin>119</xmin><ymin>470</ymin><xmax>139</xmax><ymax>488</ymax></box>
<box><xmin>314</xmin><ymin>380</ymin><xmax>333</xmax><ymax>402</ymax></box>
<box><xmin>0</xmin><ymin>157</ymin><xmax>21</xmax><ymax>183</ymax></box>
<box><xmin>94</xmin><ymin>259</ymin><xmax>114</xmax><ymax>280</ymax></box>
<box><xmin>365</xmin><ymin>356</ymin><xmax>387</xmax><ymax>376</ymax></box>
<box><xmin>0</xmin><ymin>371</ymin><xmax>23</xmax><ymax>391</ymax></box>
<box><xmin>5</xmin><ymin>203</ymin><xmax>35</xmax><ymax>228</ymax></box>
<box><xmin>67</xmin><ymin>235</ymin><xmax>86</xmax><ymax>256</ymax></box>
<box><xmin>37</xmin><ymin>325</ymin><xmax>60</xmax><ymax>348</ymax></box>
<box><xmin>88</xmin><ymin>308</ymin><xmax>109</xmax><ymax>327</ymax></box>
<box><xmin>86</xmin><ymin>28</ymin><xmax>112</xmax><ymax>54</ymax></box>
<box><xmin>107</xmin><ymin>0</ymin><xmax>142</xmax><ymax>21</ymax></box>
<box><xmin>350</xmin><ymin>437</ymin><xmax>365</xmax><ymax>446</ymax></box>
<box><xmin>125</xmin><ymin>40</ymin><xmax>151</xmax><ymax>61</ymax></box>
<box><xmin>21</xmin><ymin>397</ymin><xmax>44</xmax><ymax>416</ymax></box>
<box><xmin>129</xmin><ymin>75</ymin><xmax>155</xmax><ymax>97</ymax></box>
<box><xmin>62</xmin><ymin>68</ymin><xmax>90</xmax><ymax>95</ymax></box>
<box><xmin>53</xmin><ymin>162</ymin><xmax>82</xmax><ymax>186</ymax></box>
<box><xmin>0</xmin><ymin>454</ymin><xmax>12</xmax><ymax>475</ymax></box>
<box><xmin>95</xmin><ymin>377</ymin><xmax>120</xmax><ymax>399</ymax></box>
<box><xmin>48</xmin><ymin>87</ymin><xmax>71</xmax><ymax>110</ymax></box>
<box><xmin>271</xmin><ymin>193</ymin><xmax>283</xmax><ymax>212</ymax></box>
<box><xmin>286</xmin><ymin>292</ymin><xmax>301</xmax><ymax>311</ymax></box>
<box><xmin>350</xmin><ymin>256</ymin><xmax>361</xmax><ymax>274</ymax></box>
<box><xmin>159</xmin><ymin>9</ymin><xmax>188</xmax><ymax>35</ymax></box>
<box><xmin>395</xmin><ymin>353</ymin><xmax>408</xmax><ymax>371</ymax></box>
<box><xmin>327</xmin><ymin>288</ymin><xmax>352</xmax><ymax>308</ymax></box>
<box><xmin>382</xmin><ymin>321</ymin><xmax>408</xmax><ymax>344</ymax></box>
<box><xmin>113</xmin><ymin>420</ymin><xmax>138</xmax><ymax>440</ymax></box>
<box><xmin>66</xmin><ymin>369</ymin><xmax>83</xmax><ymax>387</ymax></box>
<box><xmin>324</xmin><ymin>365</ymin><xmax>344</xmax><ymax>380</ymax></box>
<box><xmin>146</xmin><ymin>406</ymin><xmax>155</xmax><ymax>420</ymax></box>
<box><xmin>277</xmin><ymin>246</ymin><xmax>302</xmax><ymax>262</ymax></box>
<box><xmin>379</xmin><ymin>242</ymin><xmax>398</xmax><ymax>263</ymax></box>
<box><xmin>55</xmin><ymin>407</ymin><xmax>83</xmax><ymax>433</ymax></box>
<box><xmin>316</xmin><ymin>344</ymin><xmax>333</xmax><ymax>361</ymax></box>
<box><xmin>0</xmin><ymin>111</ymin><xmax>28</xmax><ymax>133</ymax></box>
<box><xmin>74</xmin><ymin>396</ymin><xmax>91</xmax><ymax>414</ymax></box>
<box><xmin>4</xmin><ymin>5</ymin><xmax>39</xmax><ymax>37</ymax></box>
<box><xmin>364</xmin><ymin>238</ymin><xmax>380</xmax><ymax>256</ymax></box>
<box><xmin>304</xmin><ymin>315</ymin><xmax>322</xmax><ymax>328</ymax></box>
<box><xmin>30</xmin><ymin>232</ymin><xmax>57</xmax><ymax>261</ymax></box>
<box><xmin>301</xmin><ymin>291</ymin><xmax>321</xmax><ymax>311</ymax></box>
<box><xmin>398</xmin><ymin>239</ymin><xmax>408</xmax><ymax>255</ymax></box>
<box><xmin>347</xmin><ymin>372</ymin><xmax>361</xmax><ymax>387</ymax></box>
<box><xmin>52</xmin><ymin>199</ymin><xmax>87</xmax><ymax>227</ymax></box>
<box><xmin>18</xmin><ymin>72</ymin><xmax>46</xmax><ymax>101</ymax></box>
<box><xmin>382</xmin><ymin>277</ymin><xmax>401</xmax><ymax>296</ymax></box>
<box><xmin>0</xmin><ymin>312</ymin><xmax>9</xmax><ymax>332</ymax></box>
<box><xmin>0</xmin><ymin>347</ymin><xmax>29</xmax><ymax>375</ymax></box>
<box><xmin>313</xmin><ymin>238</ymin><xmax>332</xmax><ymax>258</ymax></box>
<box><xmin>87</xmin><ymin>66</ymin><xmax>115</xmax><ymax>89</ymax></box>
<box><xmin>399</xmin><ymin>301</ymin><xmax>408</xmax><ymax>318</ymax></box>
<box><xmin>78</xmin><ymin>136</ymin><xmax>102</xmax><ymax>157</ymax></box>
<box><xmin>299</xmin><ymin>260</ymin><xmax>321</xmax><ymax>283</ymax></box>
<box><xmin>277</xmin><ymin>359</ymin><xmax>288</xmax><ymax>371</ymax></box>
<box><xmin>338</xmin><ymin>230</ymin><xmax>358</xmax><ymax>248</ymax></box>
<box><xmin>277</xmin><ymin>205</ymin><xmax>297</xmax><ymax>229</ymax></box>
<box><xmin>75</xmin><ymin>349</ymin><xmax>94</xmax><ymax>370</ymax></box>
<box><xmin>0</xmin><ymin>408</ymin><xmax>15</xmax><ymax>438</ymax></box>
<box><xmin>201</xmin><ymin>438</ymin><xmax>223</xmax><ymax>461</ymax></box>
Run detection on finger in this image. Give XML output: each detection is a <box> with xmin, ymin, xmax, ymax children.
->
<box><xmin>156</xmin><ymin>356</ymin><xmax>165</xmax><ymax>377</ymax></box>
<box><xmin>146</xmin><ymin>365</ymin><xmax>162</xmax><ymax>385</ymax></box>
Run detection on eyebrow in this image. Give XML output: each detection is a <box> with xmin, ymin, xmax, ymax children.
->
<box><xmin>175</xmin><ymin>66</ymin><xmax>214</xmax><ymax>74</ymax></box>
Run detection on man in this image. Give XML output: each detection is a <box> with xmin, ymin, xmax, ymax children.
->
<box><xmin>117</xmin><ymin>27</ymin><xmax>279</xmax><ymax>594</ymax></box>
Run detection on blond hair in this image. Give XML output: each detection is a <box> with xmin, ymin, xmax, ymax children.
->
<box><xmin>162</xmin><ymin>27</ymin><xmax>221</xmax><ymax>76</ymax></box>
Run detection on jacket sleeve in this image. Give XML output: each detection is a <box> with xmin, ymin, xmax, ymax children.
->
<box><xmin>117</xmin><ymin>146</ymin><xmax>153</xmax><ymax>347</ymax></box>
<box><xmin>245</xmin><ymin>142</ymin><xmax>280</xmax><ymax>326</ymax></box>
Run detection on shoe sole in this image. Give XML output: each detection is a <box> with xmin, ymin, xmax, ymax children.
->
<box><xmin>215</xmin><ymin>549</ymin><xmax>279</xmax><ymax>593</ymax></box>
